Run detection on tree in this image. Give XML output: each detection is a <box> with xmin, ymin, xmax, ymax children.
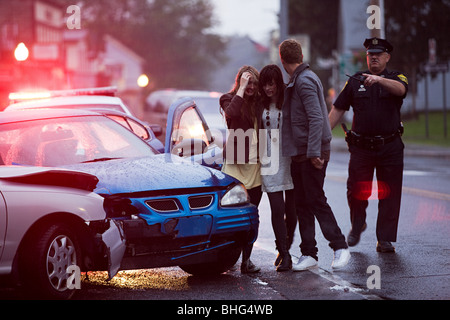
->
<box><xmin>57</xmin><ymin>0</ymin><xmax>226</xmax><ymax>90</ymax></box>
<box><xmin>288</xmin><ymin>0</ymin><xmax>339</xmax><ymax>63</ymax></box>
<box><xmin>287</xmin><ymin>0</ymin><xmax>340</xmax><ymax>93</ymax></box>
<box><xmin>385</xmin><ymin>0</ymin><xmax>450</xmax><ymax>78</ymax></box>
<box><xmin>385</xmin><ymin>0</ymin><xmax>450</xmax><ymax>116</ymax></box>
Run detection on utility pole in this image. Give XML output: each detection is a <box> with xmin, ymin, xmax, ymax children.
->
<box><xmin>369</xmin><ymin>0</ymin><xmax>385</xmax><ymax>38</ymax></box>
<box><xmin>279</xmin><ymin>0</ymin><xmax>289</xmax><ymax>42</ymax></box>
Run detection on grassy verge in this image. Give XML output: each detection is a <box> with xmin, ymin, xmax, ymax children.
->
<box><xmin>401</xmin><ymin>112</ymin><xmax>449</xmax><ymax>147</ymax></box>
<box><xmin>332</xmin><ymin>111</ymin><xmax>449</xmax><ymax>148</ymax></box>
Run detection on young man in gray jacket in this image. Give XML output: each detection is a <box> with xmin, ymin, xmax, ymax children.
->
<box><xmin>279</xmin><ymin>39</ymin><xmax>350</xmax><ymax>270</ymax></box>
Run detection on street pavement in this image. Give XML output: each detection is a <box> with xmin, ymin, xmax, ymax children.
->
<box><xmin>331</xmin><ymin>136</ymin><xmax>450</xmax><ymax>159</ymax></box>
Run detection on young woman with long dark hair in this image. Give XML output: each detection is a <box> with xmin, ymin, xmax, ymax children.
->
<box><xmin>259</xmin><ymin>64</ymin><xmax>296</xmax><ymax>271</ymax></box>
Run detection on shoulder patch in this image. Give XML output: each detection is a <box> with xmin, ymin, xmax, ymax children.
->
<box><xmin>340</xmin><ymin>81</ymin><xmax>349</xmax><ymax>93</ymax></box>
<box><xmin>397</xmin><ymin>74</ymin><xmax>408</xmax><ymax>85</ymax></box>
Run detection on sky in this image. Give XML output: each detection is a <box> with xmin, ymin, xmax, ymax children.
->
<box><xmin>209</xmin><ymin>0</ymin><xmax>280</xmax><ymax>44</ymax></box>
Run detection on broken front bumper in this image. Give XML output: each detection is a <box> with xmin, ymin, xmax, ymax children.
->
<box><xmin>99</xmin><ymin>220</ymin><xmax>126</xmax><ymax>280</ymax></box>
<box><xmin>116</xmin><ymin>204</ymin><xmax>259</xmax><ymax>270</ymax></box>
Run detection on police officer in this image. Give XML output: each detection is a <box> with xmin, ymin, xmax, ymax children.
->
<box><xmin>329</xmin><ymin>38</ymin><xmax>408</xmax><ymax>253</ymax></box>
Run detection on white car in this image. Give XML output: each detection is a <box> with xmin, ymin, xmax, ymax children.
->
<box><xmin>0</xmin><ymin>166</ymin><xmax>125</xmax><ymax>299</ymax></box>
<box><xmin>6</xmin><ymin>87</ymin><xmax>165</xmax><ymax>152</ymax></box>
<box><xmin>7</xmin><ymin>87</ymin><xmax>134</xmax><ymax>116</ymax></box>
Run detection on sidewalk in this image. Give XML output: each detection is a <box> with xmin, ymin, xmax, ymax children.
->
<box><xmin>331</xmin><ymin>137</ymin><xmax>450</xmax><ymax>159</ymax></box>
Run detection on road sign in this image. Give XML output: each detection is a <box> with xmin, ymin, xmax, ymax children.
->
<box><xmin>424</xmin><ymin>63</ymin><xmax>449</xmax><ymax>73</ymax></box>
<box><xmin>428</xmin><ymin>38</ymin><xmax>437</xmax><ymax>65</ymax></box>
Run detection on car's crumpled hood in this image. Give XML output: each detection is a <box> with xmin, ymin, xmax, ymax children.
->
<box><xmin>64</xmin><ymin>154</ymin><xmax>235</xmax><ymax>195</ymax></box>
<box><xmin>0</xmin><ymin>166</ymin><xmax>98</xmax><ymax>191</ymax></box>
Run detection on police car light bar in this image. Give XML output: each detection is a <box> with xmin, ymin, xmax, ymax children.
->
<box><xmin>9</xmin><ymin>86</ymin><xmax>118</xmax><ymax>103</ymax></box>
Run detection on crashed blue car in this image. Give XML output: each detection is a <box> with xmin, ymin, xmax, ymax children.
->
<box><xmin>0</xmin><ymin>103</ymin><xmax>258</xmax><ymax>275</ymax></box>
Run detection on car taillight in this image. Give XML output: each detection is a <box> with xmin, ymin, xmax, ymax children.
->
<box><xmin>104</xmin><ymin>196</ymin><xmax>139</xmax><ymax>218</ymax></box>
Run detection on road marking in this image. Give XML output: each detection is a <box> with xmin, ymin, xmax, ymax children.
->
<box><xmin>254</xmin><ymin>242</ymin><xmax>383</xmax><ymax>300</ymax></box>
<box><xmin>327</xmin><ymin>175</ymin><xmax>450</xmax><ymax>202</ymax></box>
<box><xmin>306</xmin><ymin>264</ymin><xmax>383</xmax><ymax>300</ymax></box>
<box><xmin>402</xmin><ymin>186</ymin><xmax>450</xmax><ymax>202</ymax></box>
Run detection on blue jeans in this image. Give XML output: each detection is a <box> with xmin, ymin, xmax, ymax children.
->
<box><xmin>291</xmin><ymin>159</ymin><xmax>347</xmax><ymax>260</ymax></box>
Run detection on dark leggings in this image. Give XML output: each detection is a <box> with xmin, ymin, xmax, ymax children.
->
<box><xmin>267</xmin><ymin>189</ymin><xmax>297</xmax><ymax>249</ymax></box>
<box><xmin>242</xmin><ymin>186</ymin><xmax>262</xmax><ymax>262</ymax></box>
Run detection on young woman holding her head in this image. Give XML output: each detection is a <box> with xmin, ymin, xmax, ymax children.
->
<box><xmin>220</xmin><ymin>65</ymin><xmax>263</xmax><ymax>273</ymax></box>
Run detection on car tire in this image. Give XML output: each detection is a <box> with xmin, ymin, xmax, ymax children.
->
<box><xmin>19</xmin><ymin>222</ymin><xmax>82</xmax><ymax>300</ymax></box>
<box><xmin>179</xmin><ymin>246</ymin><xmax>241</xmax><ymax>276</ymax></box>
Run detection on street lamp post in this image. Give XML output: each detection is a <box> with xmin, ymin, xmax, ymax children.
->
<box><xmin>137</xmin><ymin>74</ymin><xmax>149</xmax><ymax>88</ymax></box>
<box><xmin>14</xmin><ymin>42</ymin><xmax>29</xmax><ymax>62</ymax></box>
<box><xmin>13</xmin><ymin>42</ymin><xmax>30</xmax><ymax>92</ymax></box>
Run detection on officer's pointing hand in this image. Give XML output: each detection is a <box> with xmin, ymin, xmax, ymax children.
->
<box><xmin>362</xmin><ymin>74</ymin><xmax>381</xmax><ymax>87</ymax></box>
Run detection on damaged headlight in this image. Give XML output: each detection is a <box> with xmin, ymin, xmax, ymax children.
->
<box><xmin>103</xmin><ymin>196</ymin><xmax>139</xmax><ymax>218</ymax></box>
<box><xmin>220</xmin><ymin>183</ymin><xmax>249</xmax><ymax>207</ymax></box>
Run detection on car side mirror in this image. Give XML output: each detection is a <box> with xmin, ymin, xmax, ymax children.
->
<box><xmin>171</xmin><ymin>138</ymin><xmax>207</xmax><ymax>157</ymax></box>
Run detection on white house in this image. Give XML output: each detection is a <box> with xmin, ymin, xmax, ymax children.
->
<box><xmin>64</xmin><ymin>31</ymin><xmax>147</xmax><ymax>116</ymax></box>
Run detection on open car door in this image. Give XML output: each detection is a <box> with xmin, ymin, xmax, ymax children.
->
<box><xmin>0</xmin><ymin>191</ymin><xmax>5</xmax><ymax>259</ymax></box>
<box><xmin>165</xmin><ymin>97</ymin><xmax>223</xmax><ymax>170</ymax></box>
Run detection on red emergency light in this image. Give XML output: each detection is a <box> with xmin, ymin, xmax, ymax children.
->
<box><xmin>353</xmin><ymin>180</ymin><xmax>391</xmax><ymax>201</ymax></box>
<box><xmin>8</xmin><ymin>86</ymin><xmax>118</xmax><ymax>104</ymax></box>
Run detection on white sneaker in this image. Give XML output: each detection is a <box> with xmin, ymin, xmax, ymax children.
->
<box><xmin>292</xmin><ymin>255</ymin><xmax>318</xmax><ymax>271</ymax></box>
<box><xmin>332</xmin><ymin>248</ymin><xmax>351</xmax><ymax>269</ymax></box>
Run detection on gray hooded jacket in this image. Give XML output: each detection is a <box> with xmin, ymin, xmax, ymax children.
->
<box><xmin>282</xmin><ymin>64</ymin><xmax>332</xmax><ymax>159</ymax></box>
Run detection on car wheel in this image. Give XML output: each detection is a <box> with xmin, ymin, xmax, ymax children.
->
<box><xmin>20</xmin><ymin>222</ymin><xmax>82</xmax><ymax>299</ymax></box>
<box><xmin>180</xmin><ymin>246</ymin><xmax>241</xmax><ymax>276</ymax></box>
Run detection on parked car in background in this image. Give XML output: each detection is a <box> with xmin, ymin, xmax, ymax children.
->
<box><xmin>147</xmin><ymin>89</ymin><xmax>227</xmax><ymax>146</ymax></box>
<box><xmin>0</xmin><ymin>107</ymin><xmax>258</xmax><ymax>279</ymax></box>
<box><xmin>6</xmin><ymin>87</ymin><xmax>164</xmax><ymax>153</ymax></box>
<box><xmin>0</xmin><ymin>166</ymin><xmax>125</xmax><ymax>299</ymax></box>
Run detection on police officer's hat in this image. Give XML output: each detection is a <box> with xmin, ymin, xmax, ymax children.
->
<box><xmin>364</xmin><ymin>38</ymin><xmax>393</xmax><ymax>53</ymax></box>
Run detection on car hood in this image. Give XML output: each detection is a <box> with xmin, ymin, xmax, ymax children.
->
<box><xmin>64</xmin><ymin>154</ymin><xmax>236</xmax><ymax>195</ymax></box>
<box><xmin>0</xmin><ymin>166</ymin><xmax>98</xmax><ymax>192</ymax></box>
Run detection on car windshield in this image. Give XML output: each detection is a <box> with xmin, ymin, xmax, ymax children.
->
<box><xmin>0</xmin><ymin>115</ymin><xmax>156</xmax><ymax>167</ymax></box>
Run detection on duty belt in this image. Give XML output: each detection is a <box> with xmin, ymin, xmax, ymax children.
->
<box><xmin>341</xmin><ymin>123</ymin><xmax>402</xmax><ymax>150</ymax></box>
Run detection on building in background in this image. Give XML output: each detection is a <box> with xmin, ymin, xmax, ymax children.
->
<box><xmin>100</xmin><ymin>35</ymin><xmax>147</xmax><ymax>117</ymax></box>
<box><xmin>0</xmin><ymin>0</ymin><xmax>65</xmax><ymax>107</ymax></box>
<box><xmin>277</xmin><ymin>0</ymin><xmax>449</xmax><ymax>115</ymax></box>
<box><xmin>64</xmin><ymin>31</ymin><xmax>147</xmax><ymax>117</ymax></box>
<box><xmin>0</xmin><ymin>0</ymin><xmax>148</xmax><ymax>114</ymax></box>
<box><xmin>210</xmin><ymin>36</ymin><xmax>270</xmax><ymax>93</ymax></box>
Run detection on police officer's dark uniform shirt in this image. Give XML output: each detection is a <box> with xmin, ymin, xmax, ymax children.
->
<box><xmin>334</xmin><ymin>69</ymin><xmax>409</xmax><ymax>136</ymax></box>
